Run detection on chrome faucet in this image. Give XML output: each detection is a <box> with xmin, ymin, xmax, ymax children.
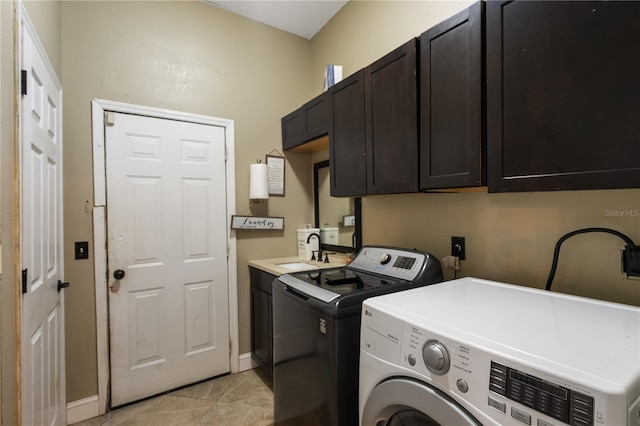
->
<box><xmin>306</xmin><ymin>233</ymin><xmax>322</xmax><ymax>261</ymax></box>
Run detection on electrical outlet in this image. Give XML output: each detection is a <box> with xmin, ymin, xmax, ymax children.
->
<box><xmin>451</xmin><ymin>236</ymin><xmax>466</xmax><ymax>260</ymax></box>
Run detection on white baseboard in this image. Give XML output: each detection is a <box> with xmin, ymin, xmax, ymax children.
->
<box><xmin>67</xmin><ymin>395</ymin><xmax>99</xmax><ymax>425</ymax></box>
<box><xmin>239</xmin><ymin>352</ymin><xmax>258</xmax><ymax>372</ymax></box>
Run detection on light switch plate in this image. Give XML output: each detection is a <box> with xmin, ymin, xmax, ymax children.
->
<box><xmin>75</xmin><ymin>241</ymin><xmax>89</xmax><ymax>260</ymax></box>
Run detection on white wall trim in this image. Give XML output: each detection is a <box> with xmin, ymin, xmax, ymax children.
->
<box><xmin>91</xmin><ymin>99</ymin><xmax>238</xmax><ymax>415</ymax></box>
<box><xmin>239</xmin><ymin>352</ymin><xmax>259</xmax><ymax>372</ymax></box>
<box><xmin>66</xmin><ymin>395</ymin><xmax>99</xmax><ymax>425</ymax></box>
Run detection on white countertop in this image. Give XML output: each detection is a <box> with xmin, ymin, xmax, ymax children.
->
<box><xmin>248</xmin><ymin>254</ymin><xmax>347</xmax><ymax>276</ymax></box>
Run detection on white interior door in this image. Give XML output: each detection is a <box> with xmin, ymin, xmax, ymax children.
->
<box><xmin>106</xmin><ymin>112</ymin><xmax>230</xmax><ymax>407</ymax></box>
<box><xmin>20</xmin><ymin>7</ymin><xmax>66</xmax><ymax>426</ymax></box>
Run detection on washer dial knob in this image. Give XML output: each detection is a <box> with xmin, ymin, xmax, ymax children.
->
<box><xmin>422</xmin><ymin>340</ymin><xmax>450</xmax><ymax>375</ymax></box>
<box><xmin>379</xmin><ymin>253</ymin><xmax>392</xmax><ymax>265</ymax></box>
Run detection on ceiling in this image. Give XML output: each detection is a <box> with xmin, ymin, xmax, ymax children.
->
<box><xmin>203</xmin><ymin>0</ymin><xmax>349</xmax><ymax>40</ymax></box>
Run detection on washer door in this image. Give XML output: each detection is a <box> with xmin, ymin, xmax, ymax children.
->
<box><xmin>362</xmin><ymin>377</ymin><xmax>482</xmax><ymax>426</ymax></box>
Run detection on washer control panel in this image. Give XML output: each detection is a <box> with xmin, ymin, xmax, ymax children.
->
<box><xmin>489</xmin><ymin>361</ymin><xmax>594</xmax><ymax>425</ymax></box>
<box><xmin>348</xmin><ymin>246</ymin><xmax>427</xmax><ymax>281</ymax></box>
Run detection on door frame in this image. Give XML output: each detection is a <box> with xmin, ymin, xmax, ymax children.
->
<box><xmin>91</xmin><ymin>99</ymin><xmax>238</xmax><ymax>415</ymax></box>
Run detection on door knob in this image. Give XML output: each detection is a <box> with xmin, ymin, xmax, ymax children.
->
<box><xmin>114</xmin><ymin>269</ymin><xmax>126</xmax><ymax>280</ymax></box>
<box><xmin>57</xmin><ymin>280</ymin><xmax>70</xmax><ymax>292</ymax></box>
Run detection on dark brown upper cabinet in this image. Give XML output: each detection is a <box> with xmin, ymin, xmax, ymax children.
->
<box><xmin>329</xmin><ymin>39</ymin><xmax>419</xmax><ymax>197</ymax></box>
<box><xmin>328</xmin><ymin>69</ymin><xmax>368</xmax><ymax>196</ymax></box>
<box><xmin>281</xmin><ymin>92</ymin><xmax>329</xmax><ymax>152</ymax></box>
<box><xmin>281</xmin><ymin>109</ymin><xmax>303</xmax><ymax>150</ymax></box>
<box><xmin>365</xmin><ymin>39</ymin><xmax>419</xmax><ymax>195</ymax></box>
<box><xmin>486</xmin><ymin>0</ymin><xmax>640</xmax><ymax>192</ymax></box>
<box><xmin>419</xmin><ymin>2</ymin><xmax>485</xmax><ymax>190</ymax></box>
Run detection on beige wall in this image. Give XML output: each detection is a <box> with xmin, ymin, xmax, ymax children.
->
<box><xmin>311</xmin><ymin>1</ymin><xmax>640</xmax><ymax>305</ymax></box>
<box><xmin>60</xmin><ymin>1</ymin><xmax>314</xmax><ymax>401</ymax></box>
<box><xmin>23</xmin><ymin>0</ymin><xmax>62</xmax><ymax>77</ymax></box>
<box><xmin>361</xmin><ymin>190</ymin><xmax>640</xmax><ymax>304</ymax></box>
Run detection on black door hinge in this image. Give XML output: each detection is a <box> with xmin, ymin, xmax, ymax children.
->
<box><xmin>21</xmin><ymin>70</ymin><xmax>27</xmax><ymax>96</ymax></box>
<box><xmin>22</xmin><ymin>269</ymin><xmax>27</xmax><ymax>294</ymax></box>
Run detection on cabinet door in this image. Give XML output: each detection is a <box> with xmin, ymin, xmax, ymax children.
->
<box><xmin>301</xmin><ymin>93</ymin><xmax>329</xmax><ymax>142</ymax></box>
<box><xmin>250</xmin><ymin>285</ymin><xmax>272</xmax><ymax>379</ymax></box>
<box><xmin>281</xmin><ymin>109</ymin><xmax>303</xmax><ymax>151</ymax></box>
<box><xmin>487</xmin><ymin>0</ymin><xmax>640</xmax><ymax>192</ymax></box>
<box><xmin>249</xmin><ymin>267</ymin><xmax>275</xmax><ymax>380</ymax></box>
<box><xmin>420</xmin><ymin>2</ymin><xmax>484</xmax><ymax>190</ymax></box>
<box><xmin>365</xmin><ymin>39</ymin><xmax>419</xmax><ymax>194</ymax></box>
<box><xmin>329</xmin><ymin>69</ymin><xmax>367</xmax><ymax>196</ymax></box>
<box><xmin>282</xmin><ymin>94</ymin><xmax>329</xmax><ymax>151</ymax></box>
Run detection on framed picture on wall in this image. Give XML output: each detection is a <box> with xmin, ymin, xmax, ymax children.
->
<box><xmin>266</xmin><ymin>154</ymin><xmax>285</xmax><ymax>196</ymax></box>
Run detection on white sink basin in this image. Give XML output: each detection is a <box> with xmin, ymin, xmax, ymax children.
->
<box><xmin>277</xmin><ymin>262</ymin><xmax>319</xmax><ymax>271</ymax></box>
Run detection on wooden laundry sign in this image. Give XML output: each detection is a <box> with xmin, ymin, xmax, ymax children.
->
<box><xmin>231</xmin><ymin>215</ymin><xmax>284</xmax><ymax>230</ymax></box>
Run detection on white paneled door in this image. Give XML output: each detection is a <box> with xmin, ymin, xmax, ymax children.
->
<box><xmin>106</xmin><ymin>112</ymin><xmax>230</xmax><ymax>407</ymax></box>
<box><xmin>20</xmin><ymin>7</ymin><xmax>66</xmax><ymax>426</ymax></box>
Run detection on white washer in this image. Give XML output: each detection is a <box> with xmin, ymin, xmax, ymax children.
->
<box><xmin>359</xmin><ymin>277</ymin><xmax>640</xmax><ymax>426</ymax></box>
